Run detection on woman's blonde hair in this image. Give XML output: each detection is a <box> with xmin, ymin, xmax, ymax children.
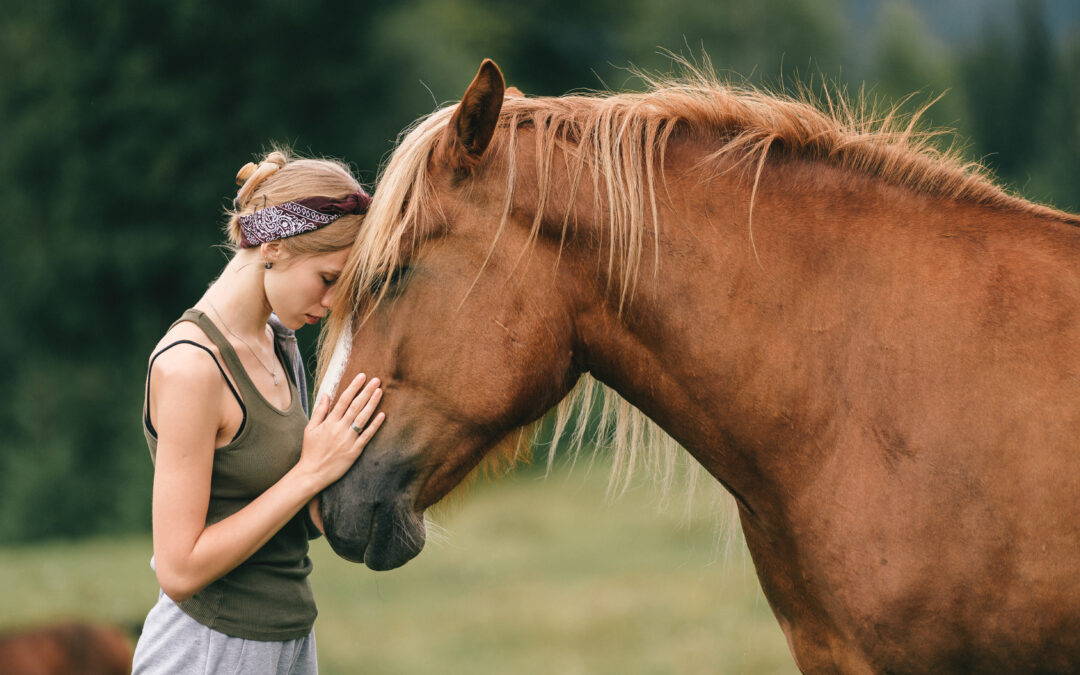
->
<box><xmin>225</xmin><ymin>148</ymin><xmax>365</xmax><ymax>256</ymax></box>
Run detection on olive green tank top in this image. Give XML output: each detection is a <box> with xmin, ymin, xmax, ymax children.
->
<box><xmin>143</xmin><ymin>308</ymin><xmax>317</xmax><ymax>641</ymax></box>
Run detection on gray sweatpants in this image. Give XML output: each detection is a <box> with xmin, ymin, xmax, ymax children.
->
<box><xmin>132</xmin><ymin>591</ymin><xmax>317</xmax><ymax>675</ymax></box>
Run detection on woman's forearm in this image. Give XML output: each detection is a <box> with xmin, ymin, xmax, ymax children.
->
<box><xmin>155</xmin><ymin>466</ymin><xmax>319</xmax><ymax>602</ymax></box>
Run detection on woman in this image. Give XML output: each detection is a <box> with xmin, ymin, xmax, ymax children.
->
<box><xmin>132</xmin><ymin>150</ymin><xmax>381</xmax><ymax>674</ymax></box>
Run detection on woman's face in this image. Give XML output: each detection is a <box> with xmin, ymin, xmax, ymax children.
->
<box><xmin>264</xmin><ymin>248</ymin><xmax>351</xmax><ymax>330</ymax></box>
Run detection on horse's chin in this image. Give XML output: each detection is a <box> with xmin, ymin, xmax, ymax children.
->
<box><xmin>323</xmin><ymin>497</ymin><xmax>426</xmax><ymax>571</ymax></box>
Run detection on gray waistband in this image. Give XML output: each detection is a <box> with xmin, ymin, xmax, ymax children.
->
<box><xmin>132</xmin><ymin>591</ymin><xmax>318</xmax><ymax>675</ymax></box>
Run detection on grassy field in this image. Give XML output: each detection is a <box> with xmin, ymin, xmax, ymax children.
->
<box><xmin>0</xmin><ymin>460</ymin><xmax>796</xmax><ymax>674</ymax></box>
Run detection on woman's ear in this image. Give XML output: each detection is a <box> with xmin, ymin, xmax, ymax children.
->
<box><xmin>261</xmin><ymin>242</ymin><xmax>282</xmax><ymax>264</ymax></box>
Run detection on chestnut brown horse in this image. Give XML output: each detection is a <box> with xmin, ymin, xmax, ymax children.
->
<box><xmin>0</xmin><ymin>622</ymin><xmax>133</xmax><ymax>675</ymax></box>
<box><xmin>317</xmin><ymin>59</ymin><xmax>1080</xmax><ymax>672</ymax></box>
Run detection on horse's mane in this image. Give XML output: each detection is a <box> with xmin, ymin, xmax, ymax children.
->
<box><xmin>319</xmin><ymin>63</ymin><xmax>1078</xmax><ymax>500</ymax></box>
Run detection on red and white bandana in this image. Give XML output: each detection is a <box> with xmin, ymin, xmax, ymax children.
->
<box><xmin>238</xmin><ymin>191</ymin><xmax>371</xmax><ymax>248</ymax></box>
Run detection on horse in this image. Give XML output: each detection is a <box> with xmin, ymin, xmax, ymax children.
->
<box><xmin>315</xmin><ymin>59</ymin><xmax>1080</xmax><ymax>672</ymax></box>
<box><xmin>0</xmin><ymin>622</ymin><xmax>133</xmax><ymax>675</ymax></box>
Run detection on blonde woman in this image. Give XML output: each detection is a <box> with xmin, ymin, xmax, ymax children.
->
<box><xmin>133</xmin><ymin>150</ymin><xmax>382</xmax><ymax>674</ymax></box>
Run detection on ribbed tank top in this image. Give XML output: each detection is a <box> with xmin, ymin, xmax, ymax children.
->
<box><xmin>143</xmin><ymin>308</ymin><xmax>316</xmax><ymax>641</ymax></box>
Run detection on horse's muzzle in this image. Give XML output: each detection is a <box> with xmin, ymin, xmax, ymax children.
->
<box><xmin>319</xmin><ymin>454</ymin><xmax>427</xmax><ymax>570</ymax></box>
<box><xmin>324</xmin><ymin>498</ymin><xmax>425</xmax><ymax>571</ymax></box>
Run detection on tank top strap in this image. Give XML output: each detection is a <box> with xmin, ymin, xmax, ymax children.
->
<box><xmin>173</xmin><ymin>308</ymin><xmax>261</xmax><ymax>401</ymax></box>
<box><xmin>144</xmin><ymin>339</ymin><xmax>247</xmax><ymax>441</ymax></box>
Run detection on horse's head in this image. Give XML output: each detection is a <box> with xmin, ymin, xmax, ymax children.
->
<box><xmin>317</xmin><ymin>61</ymin><xmax>589</xmax><ymax>569</ymax></box>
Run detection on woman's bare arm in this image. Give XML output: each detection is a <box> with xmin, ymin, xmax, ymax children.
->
<box><xmin>149</xmin><ymin>349</ymin><xmax>380</xmax><ymax>602</ymax></box>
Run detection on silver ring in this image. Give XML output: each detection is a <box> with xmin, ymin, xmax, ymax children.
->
<box><xmin>351</xmin><ymin>423</ymin><xmax>362</xmax><ymax>435</ymax></box>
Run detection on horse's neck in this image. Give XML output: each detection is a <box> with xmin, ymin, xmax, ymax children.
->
<box><xmin>571</xmin><ymin>153</ymin><xmax>1045</xmax><ymax>514</ymax></box>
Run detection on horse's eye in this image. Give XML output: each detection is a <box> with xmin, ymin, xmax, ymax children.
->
<box><xmin>369</xmin><ymin>265</ymin><xmax>411</xmax><ymax>297</ymax></box>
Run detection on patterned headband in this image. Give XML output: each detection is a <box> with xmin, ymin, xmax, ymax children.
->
<box><xmin>237</xmin><ymin>190</ymin><xmax>372</xmax><ymax>248</ymax></box>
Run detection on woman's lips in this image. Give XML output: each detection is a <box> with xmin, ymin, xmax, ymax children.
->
<box><xmin>305</xmin><ymin>314</ymin><xmax>322</xmax><ymax>325</ymax></box>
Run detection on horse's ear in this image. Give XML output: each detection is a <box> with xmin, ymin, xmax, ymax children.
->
<box><xmin>505</xmin><ymin>86</ymin><xmax>524</xmax><ymax>98</ymax></box>
<box><xmin>440</xmin><ymin>59</ymin><xmax>505</xmax><ymax>175</ymax></box>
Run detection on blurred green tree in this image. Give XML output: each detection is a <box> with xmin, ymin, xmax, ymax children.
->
<box><xmin>960</xmin><ymin>0</ymin><xmax>1078</xmax><ymax>208</ymax></box>
<box><xmin>0</xmin><ymin>0</ymin><xmax>1075</xmax><ymax>543</ymax></box>
<box><xmin>871</xmin><ymin>0</ymin><xmax>967</xmax><ymax>128</ymax></box>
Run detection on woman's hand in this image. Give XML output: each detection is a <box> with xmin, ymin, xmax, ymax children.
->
<box><xmin>297</xmin><ymin>372</ymin><xmax>385</xmax><ymax>491</ymax></box>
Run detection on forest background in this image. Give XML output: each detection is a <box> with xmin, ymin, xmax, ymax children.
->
<box><xmin>1</xmin><ymin>0</ymin><xmax>1078</xmax><ymax>543</ymax></box>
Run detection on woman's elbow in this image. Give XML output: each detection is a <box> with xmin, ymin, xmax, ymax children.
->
<box><xmin>155</xmin><ymin>565</ymin><xmax>201</xmax><ymax>603</ymax></box>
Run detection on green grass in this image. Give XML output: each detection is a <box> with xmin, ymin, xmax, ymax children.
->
<box><xmin>0</xmin><ymin>460</ymin><xmax>796</xmax><ymax>674</ymax></box>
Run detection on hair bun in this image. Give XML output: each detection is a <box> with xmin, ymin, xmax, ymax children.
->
<box><xmin>235</xmin><ymin>162</ymin><xmax>259</xmax><ymax>187</ymax></box>
<box><xmin>264</xmin><ymin>151</ymin><xmax>287</xmax><ymax>168</ymax></box>
<box><xmin>234</xmin><ymin>151</ymin><xmax>289</xmax><ymax>209</ymax></box>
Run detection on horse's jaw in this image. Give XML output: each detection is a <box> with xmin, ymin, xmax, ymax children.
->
<box><xmin>315</xmin><ymin>321</ymin><xmax>426</xmax><ymax>569</ymax></box>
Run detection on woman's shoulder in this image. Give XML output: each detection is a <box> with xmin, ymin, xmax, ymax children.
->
<box><xmin>150</xmin><ymin>320</ymin><xmax>220</xmax><ymax>362</ymax></box>
<box><xmin>147</xmin><ymin>321</ymin><xmax>228</xmax><ymax>393</ymax></box>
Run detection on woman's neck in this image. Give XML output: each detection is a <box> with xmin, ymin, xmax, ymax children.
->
<box><xmin>198</xmin><ymin>250</ymin><xmax>274</xmax><ymax>339</ymax></box>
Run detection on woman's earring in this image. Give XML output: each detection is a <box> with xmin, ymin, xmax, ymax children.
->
<box><xmin>264</xmin><ymin>261</ymin><xmax>273</xmax><ymax>270</ymax></box>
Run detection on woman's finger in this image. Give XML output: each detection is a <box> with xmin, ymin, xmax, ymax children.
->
<box><xmin>330</xmin><ymin>372</ymin><xmax>366</xmax><ymax>420</ymax></box>
<box><xmin>308</xmin><ymin>393</ymin><xmax>331</xmax><ymax>427</ymax></box>
<box><xmin>350</xmin><ymin>387</ymin><xmax>383</xmax><ymax>431</ymax></box>
<box><xmin>343</xmin><ymin>378</ymin><xmax>380</xmax><ymax>422</ymax></box>
<box><xmin>353</xmin><ymin>412</ymin><xmax>386</xmax><ymax>450</ymax></box>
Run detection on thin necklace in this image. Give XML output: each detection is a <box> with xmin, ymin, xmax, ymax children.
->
<box><xmin>206</xmin><ymin>299</ymin><xmax>280</xmax><ymax>386</ymax></box>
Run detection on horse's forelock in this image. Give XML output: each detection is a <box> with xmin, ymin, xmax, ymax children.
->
<box><xmin>316</xmin><ymin>106</ymin><xmax>454</xmax><ymax>388</ymax></box>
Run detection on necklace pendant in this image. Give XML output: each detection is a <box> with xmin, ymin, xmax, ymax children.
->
<box><xmin>273</xmin><ymin>372</ymin><xmax>280</xmax><ymax>386</ymax></box>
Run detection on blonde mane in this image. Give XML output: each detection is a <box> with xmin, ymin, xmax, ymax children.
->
<box><xmin>319</xmin><ymin>64</ymin><xmax>1078</xmax><ymax>500</ymax></box>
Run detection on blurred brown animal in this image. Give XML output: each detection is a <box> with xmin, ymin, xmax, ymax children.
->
<box><xmin>0</xmin><ymin>622</ymin><xmax>132</xmax><ymax>675</ymax></box>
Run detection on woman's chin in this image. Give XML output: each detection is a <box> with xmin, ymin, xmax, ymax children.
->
<box><xmin>279</xmin><ymin>315</ymin><xmax>306</xmax><ymax>331</ymax></box>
